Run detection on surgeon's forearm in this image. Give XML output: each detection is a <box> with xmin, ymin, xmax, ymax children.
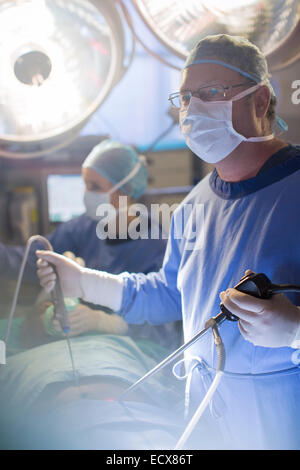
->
<box><xmin>94</xmin><ymin>310</ymin><xmax>128</xmax><ymax>335</ymax></box>
<box><xmin>80</xmin><ymin>268</ymin><xmax>182</xmax><ymax>326</ymax></box>
<box><xmin>80</xmin><ymin>268</ymin><xmax>124</xmax><ymax>311</ymax></box>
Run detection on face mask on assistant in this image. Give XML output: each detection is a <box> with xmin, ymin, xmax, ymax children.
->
<box><xmin>84</xmin><ymin>158</ymin><xmax>143</xmax><ymax>221</ymax></box>
<box><xmin>179</xmin><ymin>82</ymin><xmax>274</xmax><ymax>164</ymax></box>
<box><xmin>84</xmin><ymin>190</ymin><xmax>111</xmax><ymax>221</ymax></box>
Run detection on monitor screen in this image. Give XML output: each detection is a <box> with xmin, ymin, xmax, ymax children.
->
<box><xmin>47</xmin><ymin>174</ymin><xmax>86</xmax><ymax>222</ymax></box>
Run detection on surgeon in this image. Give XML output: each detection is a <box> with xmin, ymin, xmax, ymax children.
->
<box><xmin>1</xmin><ymin>140</ymin><xmax>176</xmax><ymax>347</ymax></box>
<box><xmin>37</xmin><ymin>35</ymin><xmax>300</xmax><ymax>450</ymax></box>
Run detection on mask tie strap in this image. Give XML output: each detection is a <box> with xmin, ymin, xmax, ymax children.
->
<box><xmin>231</xmin><ymin>81</ymin><xmax>264</xmax><ymax>102</ymax></box>
<box><xmin>107</xmin><ymin>156</ymin><xmax>146</xmax><ymax>195</ymax></box>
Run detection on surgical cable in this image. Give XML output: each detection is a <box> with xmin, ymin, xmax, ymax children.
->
<box><xmin>174</xmin><ymin>318</ymin><xmax>225</xmax><ymax>450</ymax></box>
<box><xmin>3</xmin><ymin>235</ymin><xmax>79</xmax><ymax>388</ymax></box>
<box><xmin>176</xmin><ymin>372</ymin><xmax>223</xmax><ymax>449</ymax></box>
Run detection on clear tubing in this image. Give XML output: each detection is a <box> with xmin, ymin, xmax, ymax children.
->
<box><xmin>174</xmin><ymin>322</ymin><xmax>225</xmax><ymax>450</ymax></box>
<box><xmin>174</xmin><ymin>371</ymin><xmax>223</xmax><ymax>450</ymax></box>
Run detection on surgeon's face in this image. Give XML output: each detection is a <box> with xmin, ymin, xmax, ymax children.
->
<box><xmin>82</xmin><ymin>167</ymin><xmax>130</xmax><ymax>210</ymax></box>
<box><xmin>82</xmin><ymin>167</ymin><xmax>113</xmax><ymax>193</ymax></box>
<box><xmin>180</xmin><ymin>61</ymin><xmax>262</xmax><ymax>138</ymax></box>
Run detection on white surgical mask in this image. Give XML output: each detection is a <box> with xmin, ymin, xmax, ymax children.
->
<box><xmin>179</xmin><ymin>82</ymin><xmax>274</xmax><ymax>164</ymax></box>
<box><xmin>84</xmin><ymin>158</ymin><xmax>144</xmax><ymax>221</ymax></box>
<box><xmin>84</xmin><ymin>190</ymin><xmax>110</xmax><ymax>220</ymax></box>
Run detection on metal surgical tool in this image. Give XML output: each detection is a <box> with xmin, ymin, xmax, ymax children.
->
<box><xmin>4</xmin><ymin>235</ymin><xmax>79</xmax><ymax>387</ymax></box>
<box><xmin>119</xmin><ymin>272</ymin><xmax>299</xmax><ymax>401</ymax></box>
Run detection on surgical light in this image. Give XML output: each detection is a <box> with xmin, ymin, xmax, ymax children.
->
<box><xmin>132</xmin><ymin>0</ymin><xmax>300</xmax><ymax>60</ymax></box>
<box><xmin>0</xmin><ymin>0</ymin><xmax>125</xmax><ymax>158</ymax></box>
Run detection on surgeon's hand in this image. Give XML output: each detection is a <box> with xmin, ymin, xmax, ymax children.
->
<box><xmin>36</xmin><ymin>250</ymin><xmax>84</xmax><ymax>297</ymax></box>
<box><xmin>52</xmin><ymin>304</ymin><xmax>128</xmax><ymax>337</ymax></box>
<box><xmin>62</xmin><ymin>251</ymin><xmax>85</xmax><ymax>267</ymax></box>
<box><xmin>220</xmin><ymin>278</ymin><xmax>300</xmax><ymax>348</ymax></box>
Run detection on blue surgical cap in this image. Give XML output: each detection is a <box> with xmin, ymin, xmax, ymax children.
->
<box><xmin>185</xmin><ymin>34</ymin><xmax>274</xmax><ymax>92</ymax></box>
<box><xmin>184</xmin><ymin>34</ymin><xmax>288</xmax><ymax>132</ymax></box>
<box><xmin>82</xmin><ymin>140</ymin><xmax>148</xmax><ymax>199</ymax></box>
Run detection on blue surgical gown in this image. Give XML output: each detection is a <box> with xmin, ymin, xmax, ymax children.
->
<box><xmin>117</xmin><ymin>144</ymin><xmax>300</xmax><ymax>449</ymax></box>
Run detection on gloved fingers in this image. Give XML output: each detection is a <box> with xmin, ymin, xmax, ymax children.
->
<box><xmin>39</xmin><ymin>275</ymin><xmax>56</xmax><ymax>292</ymax></box>
<box><xmin>222</xmin><ymin>288</ymin><xmax>265</xmax><ymax>313</ymax></box>
<box><xmin>63</xmin><ymin>251</ymin><xmax>85</xmax><ymax>266</ymax></box>
<box><xmin>71</xmin><ymin>304</ymin><xmax>87</xmax><ymax>315</ymax></box>
<box><xmin>68</xmin><ymin>309</ymin><xmax>90</xmax><ymax>325</ymax></box>
<box><xmin>220</xmin><ymin>291</ymin><xmax>262</xmax><ymax>322</ymax></box>
<box><xmin>238</xmin><ymin>319</ymin><xmax>250</xmax><ymax>335</ymax></box>
<box><xmin>45</xmin><ymin>282</ymin><xmax>55</xmax><ymax>293</ymax></box>
<box><xmin>36</xmin><ymin>256</ymin><xmax>57</xmax><ymax>293</ymax></box>
<box><xmin>75</xmin><ymin>257</ymin><xmax>85</xmax><ymax>267</ymax></box>
<box><xmin>36</xmin><ymin>250</ymin><xmax>84</xmax><ymax>275</ymax></box>
<box><xmin>69</xmin><ymin>307</ymin><xmax>81</xmax><ymax>321</ymax></box>
<box><xmin>63</xmin><ymin>251</ymin><xmax>76</xmax><ymax>261</ymax></box>
<box><xmin>38</xmin><ymin>271</ymin><xmax>56</xmax><ymax>285</ymax></box>
<box><xmin>37</xmin><ymin>258</ymin><xmax>50</xmax><ymax>268</ymax></box>
<box><xmin>68</xmin><ymin>322</ymin><xmax>87</xmax><ymax>336</ymax></box>
<box><xmin>36</xmin><ymin>250</ymin><xmax>65</xmax><ymax>265</ymax></box>
<box><xmin>52</xmin><ymin>317</ymin><xmax>84</xmax><ymax>336</ymax></box>
<box><xmin>68</xmin><ymin>316</ymin><xmax>85</xmax><ymax>328</ymax></box>
<box><xmin>238</xmin><ymin>320</ymin><xmax>255</xmax><ymax>342</ymax></box>
<box><xmin>36</xmin><ymin>264</ymin><xmax>55</xmax><ymax>276</ymax></box>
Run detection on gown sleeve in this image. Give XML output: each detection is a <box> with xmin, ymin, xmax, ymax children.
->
<box><xmin>117</xmin><ymin>215</ymin><xmax>183</xmax><ymax>325</ymax></box>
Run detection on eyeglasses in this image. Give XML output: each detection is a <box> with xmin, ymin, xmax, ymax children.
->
<box><xmin>168</xmin><ymin>82</ymin><xmax>252</xmax><ymax>108</ymax></box>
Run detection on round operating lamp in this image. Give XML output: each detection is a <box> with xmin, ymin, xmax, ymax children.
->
<box><xmin>0</xmin><ymin>0</ymin><xmax>125</xmax><ymax>158</ymax></box>
<box><xmin>132</xmin><ymin>0</ymin><xmax>300</xmax><ymax>64</ymax></box>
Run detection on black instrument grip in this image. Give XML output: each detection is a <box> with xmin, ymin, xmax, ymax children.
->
<box><xmin>50</xmin><ymin>265</ymin><xmax>70</xmax><ymax>333</ymax></box>
<box><xmin>220</xmin><ymin>273</ymin><xmax>273</xmax><ymax>321</ymax></box>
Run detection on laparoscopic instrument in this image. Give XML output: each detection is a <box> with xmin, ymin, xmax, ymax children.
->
<box><xmin>1</xmin><ymin>235</ymin><xmax>79</xmax><ymax>388</ymax></box>
<box><xmin>118</xmin><ymin>272</ymin><xmax>300</xmax><ymax>449</ymax></box>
